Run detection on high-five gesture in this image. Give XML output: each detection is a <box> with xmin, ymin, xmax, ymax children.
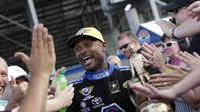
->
<box><xmin>19</xmin><ymin>24</ymin><xmax>56</xmax><ymax>112</ymax></box>
<box><xmin>28</xmin><ymin>24</ymin><xmax>55</xmax><ymax>76</ymax></box>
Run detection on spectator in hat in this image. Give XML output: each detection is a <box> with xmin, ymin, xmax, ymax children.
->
<box><xmin>155</xmin><ymin>1</ymin><xmax>200</xmax><ymax>40</ymax></box>
<box><xmin>0</xmin><ymin>25</ymin><xmax>74</xmax><ymax>112</ymax></box>
<box><xmin>18</xmin><ymin>24</ymin><xmax>74</xmax><ymax>112</ymax></box>
<box><xmin>10</xmin><ymin>51</ymin><xmax>74</xmax><ymax>112</ymax></box>
<box><xmin>0</xmin><ymin>57</ymin><xmax>28</xmax><ymax>111</ymax></box>
<box><xmin>2</xmin><ymin>66</ymin><xmax>30</xmax><ymax>110</ymax></box>
<box><xmin>162</xmin><ymin>1</ymin><xmax>200</xmax><ymax>111</ymax></box>
<box><xmin>129</xmin><ymin>0</ymin><xmax>200</xmax><ymax>111</ymax></box>
<box><xmin>161</xmin><ymin>0</ymin><xmax>200</xmax><ymax>55</ymax></box>
<box><xmin>8</xmin><ymin>65</ymin><xmax>30</xmax><ymax>84</ymax></box>
<box><xmin>67</xmin><ymin>27</ymin><xmax>136</xmax><ymax>111</ymax></box>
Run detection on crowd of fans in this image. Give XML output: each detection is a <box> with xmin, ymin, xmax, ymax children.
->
<box><xmin>1</xmin><ymin>0</ymin><xmax>200</xmax><ymax>112</ymax></box>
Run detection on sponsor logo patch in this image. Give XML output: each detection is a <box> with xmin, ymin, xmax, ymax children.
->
<box><xmin>91</xmin><ymin>97</ymin><xmax>105</xmax><ymax>109</ymax></box>
<box><xmin>80</xmin><ymin>102</ymin><xmax>87</xmax><ymax>108</ymax></box>
<box><xmin>80</xmin><ymin>101</ymin><xmax>90</xmax><ymax>112</ymax></box>
<box><xmin>76</xmin><ymin>28</ymin><xmax>91</xmax><ymax>35</ymax></box>
<box><xmin>109</xmin><ymin>81</ymin><xmax>120</xmax><ymax>94</ymax></box>
<box><xmin>79</xmin><ymin>86</ymin><xmax>94</xmax><ymax>96</ymax></box>
<box><xmin>79</xmin><ymin>86</ymin><xmax>94</xmax><ymax>101</ymax></box>
<box><xmin>122</xmin><ymin>81</ymin><xmax>128</xmax><ymax>88</ymax></box>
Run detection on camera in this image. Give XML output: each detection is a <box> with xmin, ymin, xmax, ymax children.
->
<box><xmin>177</xmin><ymin>38</ymin><xmax>190</xmax><ymax>51</ymax></box>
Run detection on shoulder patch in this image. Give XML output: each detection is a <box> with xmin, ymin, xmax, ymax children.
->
<box><xmin>117</xmin><ymin>65</ymin><xmax>130</xmax><ymax>71</ymax></box>
<box><xmin>68</xmin><ymin>76</ymin><xmax>84</xmax><ymax>85</ymax></box>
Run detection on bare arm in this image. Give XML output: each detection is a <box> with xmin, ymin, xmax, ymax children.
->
<box><xmin>174</xmin><ymin>52</ymin><xmax>200</xmax><ymax>96</ymax></box>
<box><xmin>173</xmin><ymin>18</ymin><xmax>200</xmax><ymax>38</ymax></box>
<box><xmin>181</xmin><ymin>87</ymin><xmax>200</xmax><ymax>110</ymax></box>
<box><xmin>156</xmin><ymin>1</ymin><xmax>200</xmax><ymax>38</ymax></box>
<box><xmin>156</xmin><ymin>18</ymin><xmax>200</xmax><ymax>39</ymax></box>
<box><xmin>171</xmin><ymin>67</ymin><xmax>200</xmax><ymax>96</ymax></box>
<box><xmin>14</xmin><ymin>52</ymin><xmax>29</xmax><ymax>65</ymax></box>
<box><xmin>46</xmin><ymin>84</ymin><xmax>74</xmax><ymax>112</ymax></box>
<box><xmin>19</xmin><ymin>24</ymin><xmax>56</xmax><ymax>112</ymax></box>
<box><xmin>129</xmin><ymin>64</ymin><xmax>200</xmax><ymax>104</ymax></box>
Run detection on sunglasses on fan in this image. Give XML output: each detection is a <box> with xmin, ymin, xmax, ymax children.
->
<box><xmin>119</xmin><ymin>41</ymin><xmax>134</xmax><ymax>50</ymax></box>
<box><xmin>162</xmin><ymin>42</ymin><xmax>177</xmax><ymax>49</ymax></box>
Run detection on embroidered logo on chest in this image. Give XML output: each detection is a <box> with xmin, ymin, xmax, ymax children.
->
<box><xmin>109</xmin><ymin>81</ymin><xmax>121</xmax><ymax>94</ymax></box>
<box><xmin>79</xmin><ymin>86</ymin><xmax>94</xmax><ymax>101</ymax></box>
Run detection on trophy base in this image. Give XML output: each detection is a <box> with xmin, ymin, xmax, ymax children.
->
<box><xmin>139</xmin><ymin>100</ymin><xmax>172</xmax><ymax>112</ymax></box>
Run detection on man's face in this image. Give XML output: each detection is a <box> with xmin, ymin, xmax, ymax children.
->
<box><xmin>171</xmin><ymin>7</ymin><xmax>190</xmax><ymax>24</ymax></box>
<box><xmin>0</xmin><ymin>59</ymin><xmax>8</xmax><ymax>95</ymax></box>
<box><xmin>117</xmin><ymin>37</ymin><xmax>135</xmax><ymax>59</ymax></box>
<box><xmin>74</xmin><ymin>39</ymin><xmax>106</xmax><ymax>72</ymax></box>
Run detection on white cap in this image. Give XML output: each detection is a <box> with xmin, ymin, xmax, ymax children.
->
<box><xmin>8</xmin><ymin>65</ymin><xmax>29</xmax><ymax>82</ymax></box>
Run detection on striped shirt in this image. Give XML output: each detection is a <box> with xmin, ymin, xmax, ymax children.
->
<box><xmin>169</xmin><ymin>58</ymin><xmax>200</xmax><ymax>112</ymax></box>
<box><xmin>175</xmin><ymin>97</ymin><xmax>200</xmax><ymax>112</ymax></box>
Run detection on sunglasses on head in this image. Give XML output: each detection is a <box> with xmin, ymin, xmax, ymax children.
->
<box><xmin>162</xmin><ymin>42</ymin><xmax>177</xmax><ymax>49</ymax></box>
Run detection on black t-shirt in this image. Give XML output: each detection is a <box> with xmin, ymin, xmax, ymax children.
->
<box><xmin>188</xmin><ymin>34</ymin><xmax>200</xmax><ymax>55</ymax></box>
<box><xmin>68</xmin><ymin>65</ymin><xmax>136</xmax><ymax>112</ymax></box>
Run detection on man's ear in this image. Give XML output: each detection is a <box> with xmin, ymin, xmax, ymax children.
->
<box><xmin>102</xmin><ymin>42</ymin><xmax>107</xmax><ymax>52</ymax></box>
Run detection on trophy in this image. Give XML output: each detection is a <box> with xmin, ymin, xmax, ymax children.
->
<box><xmin>127</xmin><ymin>43</ymin><xmax>173</xmax><ymax>112</ymax></box>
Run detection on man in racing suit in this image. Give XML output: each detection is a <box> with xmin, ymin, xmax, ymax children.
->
<box><xmin>66</xmin><ymin>27</ymin><xmax>136</xmax><ymax>112</ymax></box>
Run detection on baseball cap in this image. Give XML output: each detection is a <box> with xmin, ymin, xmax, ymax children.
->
<box><xmin>162</xmin><ymin>0</ymin><xmax>197</xmax><ymax>12</ymax></box>
<box><xmin>8</xmin><ymin>65</ymin><xmax>30</xmax><ymax>82</ymax></box>
<box><xmin>67</xmin><ymin>27</ymin><xmax>104</xmax><ymax>48</ymax></box>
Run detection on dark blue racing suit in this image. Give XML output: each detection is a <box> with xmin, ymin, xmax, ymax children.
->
<box><xmin>68</xmin><ymin>64</ymin><xmax>136</xmax><ymax>112</ymax></box>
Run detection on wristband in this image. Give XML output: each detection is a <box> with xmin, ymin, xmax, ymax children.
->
<box><xmin>172</xmin><ymin>27</ymin><xmax>179</xmax><ymax>39</ymax></box>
